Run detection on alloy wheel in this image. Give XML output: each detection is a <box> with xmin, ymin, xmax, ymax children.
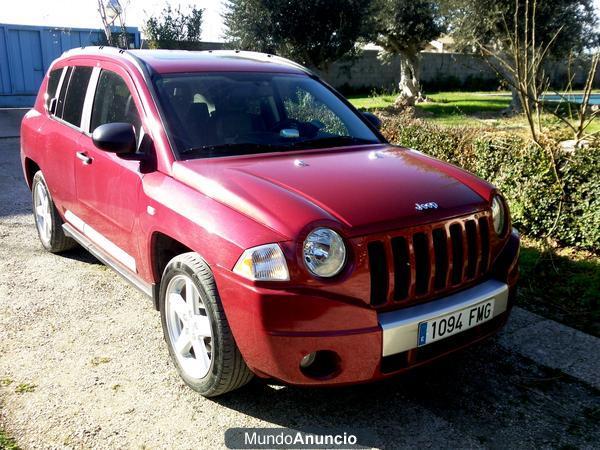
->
<box><xmin>33</xmin><ymin>182</ymin><xmax>52</xmax><ymax>246</ymax></box>
<box><xmin>165</xmin><ymin>274</ymin><xmax>213</xmax><ymax>379</ymax></box>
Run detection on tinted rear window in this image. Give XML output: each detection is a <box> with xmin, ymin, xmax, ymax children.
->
<box><xmin>45</xmin><ymin>68</ymin><xmax>62</xmax><ymax>110</ymax></box>
<box><xmin>62</xmin><ymin>66</ymin><xmax>93</xmax><ymax>127</ymax></box>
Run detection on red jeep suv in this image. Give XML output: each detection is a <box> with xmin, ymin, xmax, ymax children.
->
<box><xmin>21</xmin><ymin>47</ymin><xmax>519</xmax><ymax>397</ymax></box>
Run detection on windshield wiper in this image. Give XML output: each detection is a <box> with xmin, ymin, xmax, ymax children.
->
<box><xmin>181</xmin><ymin>136</ymin><xmax>379</xmax><ymax>158</ymax></box>
<box><xmin>287</xmin><ymin>136</ymin><xmax>379</xmax><ymax>150</ymax></box>
<box><xmin>181</xmin><ymin>143</ymin><xmax>282</xmax><ymax>157</ymax></box>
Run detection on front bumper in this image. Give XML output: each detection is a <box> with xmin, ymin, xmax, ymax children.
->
<box><xmin>380</xmin><ymin>279</ymin><xmax>509</xmax><ymax>357</ymax></box>
<box><xmin>214</xmin><ymin>228</ymin><xmax>519</xmax><ymax>386</ymax></box>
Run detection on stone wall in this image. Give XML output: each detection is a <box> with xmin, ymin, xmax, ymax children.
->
<box><xmin>318</xmin><ymin>51</ymin><xmax>499</xmax><ymax>92</ymax></box>
<box><xmin>317</xmin><ymin>50</ymin><xmax>599</xmax><ymax>93</ymax></box>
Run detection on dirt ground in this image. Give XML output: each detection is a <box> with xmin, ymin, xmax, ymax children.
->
<box><xmin>1</xmin><ymin>136</ymin><xmax>599</xmax><ymax>449</ymax></box>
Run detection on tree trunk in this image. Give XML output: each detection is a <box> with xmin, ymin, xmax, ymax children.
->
<box><xmin>510</xmin><ymin>86</ymin><xmax>522</xmax><ymax>113</ymax></box>
<box><xmin>397</xmin><ymin>50</ymin><xmax>421</xmax><ymax>106</ymax></box>
<box><xmin>488</xmin><ymin>54</ymin><xmax>523</xmax><ymax>113</ymax></box>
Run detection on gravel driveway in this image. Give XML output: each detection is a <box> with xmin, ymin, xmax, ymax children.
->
<box><xmin>1</xmin><ymin>136</ymin><xmax>599</xmax><ymax>449</ymax></box>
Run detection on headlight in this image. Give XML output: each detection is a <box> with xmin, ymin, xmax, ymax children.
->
<box><xmin>491</xmin><ymin>195</ymin><xmax>507</xmax><ymax>235</ymax></box>
<box><xmin>303</xmin><ymin>228</ymin><xmax>346</xmax><ymax>278</ymax></box>
<box><xmin>233</xmin><ymin>243</ymin><xmax>289</xmax><ymax>281</ymax></box>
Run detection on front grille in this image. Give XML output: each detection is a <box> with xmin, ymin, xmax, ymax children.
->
<box><xmin>367</xmin><ymin>213</ymin><xmax>491</xmax><ymax>307</ymax></box>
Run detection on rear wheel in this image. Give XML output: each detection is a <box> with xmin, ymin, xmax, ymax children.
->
<box><xmin>159</xmin><ymin>252</ymin><xmax>253</xmax><ymax>397</ymax></box>
<box><xmin>31</xmin><ymin>171</ymin><xmax>76</xmax><ymax>253</ymax></box>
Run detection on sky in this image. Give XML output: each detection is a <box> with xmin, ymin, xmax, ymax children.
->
<box><xmin>1</xmin><ymin>0</ymin><xmax>599</xmax><ymax>43</ymax></box>
<box><xmin>0</xmin><ymin>0</ymin><xmax>228</xmax><ymax>42</ymax></box>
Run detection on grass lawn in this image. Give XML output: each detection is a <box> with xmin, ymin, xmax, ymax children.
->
<box><xmin>518</xmin><ymin>238</ymin><xmax>599</xmax><ymax>337</ymax></box>
<box><xmin>348</xmin><ymin>91</ymin><xmax>600</xmax><ymax>132</ymax></box>
<box><xmin>348</xmin><ymin>91</ymin><xmax>511</xmax><ymax>126</ymax></box>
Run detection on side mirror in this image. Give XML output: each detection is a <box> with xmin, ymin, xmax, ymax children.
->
<box><xmin>362</xmin><ymin>111</ymin><xmax>382</xmax><ymax>130</ymax></box>
<box><xmin>92</xmin><ymin>123</ymin><xmax>136</xmax><ymax>154</ymax></box>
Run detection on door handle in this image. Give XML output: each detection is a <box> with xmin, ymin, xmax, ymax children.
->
<box><xmin>76</xmin><ymin>151</ymin><xmax>92</xmax><ymax>165</ymax></box>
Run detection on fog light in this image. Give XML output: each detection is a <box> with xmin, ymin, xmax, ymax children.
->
<box><xmin>299</xmin><ymin>350</ymin><xmax>340</xmax><ymax>379</ymax></box>
<box><xmin>300</xmin><ymin>352</ymin><xmax>317</xmax><ymax>368</ymax></box>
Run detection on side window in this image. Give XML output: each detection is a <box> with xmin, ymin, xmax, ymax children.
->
<box><xmin>62</xmin><ymin>66</ymin><xmax>93</xmax><ymax>127</ymax></box>
<box><xmin>55</xmin><ymin>66</ymin><xmax>72</xmax><ymax>118</ymax></box>
<box><xmin>45</xmin><ymin>68</ymin><xmax>62</xmax><ymax>110</ymax></box>
<box><xmin>90</xmin><ymin>70</ymin><xmax>141</xmax><ymax>138</ymax></box>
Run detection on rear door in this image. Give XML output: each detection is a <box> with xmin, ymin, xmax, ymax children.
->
<box><xmin>72</xmin><ymin>63</ymin><xmax>145</xmax><ymax>274</ymax></box>
<box><xmin>42</xmin><ymin>65</ymin><xmax>93</xmax><ymax>215</ymax></box>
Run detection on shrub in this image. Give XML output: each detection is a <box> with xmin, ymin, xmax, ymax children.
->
<box><xmin>379</xmin><ymin>113</ymin><xmax>600</xmax><ymax>252</ymax></box>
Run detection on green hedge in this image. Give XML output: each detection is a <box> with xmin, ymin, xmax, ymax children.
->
<box><xmin>380</xmin><ymin>114</ymin><xmax>600</xmax><ymax>252</ymax></box>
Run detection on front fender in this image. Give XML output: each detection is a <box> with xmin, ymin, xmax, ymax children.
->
<box><xmin>137</xmin><ymin>171</ymin><xmax>288</xmax><ymax>283</ymax></box>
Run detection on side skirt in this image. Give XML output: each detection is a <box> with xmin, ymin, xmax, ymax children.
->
<box><xmin>63</xmin><ymin>223</ymin><xmax>157</xmax><ymax>304</ymax></box>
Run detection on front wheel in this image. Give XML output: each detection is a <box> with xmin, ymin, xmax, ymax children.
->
<box><xmin>159</xmin><ymin>252</ymin><xmax>253</xmax><ymax>397</ymax></box>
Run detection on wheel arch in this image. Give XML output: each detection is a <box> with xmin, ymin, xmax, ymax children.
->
<box><xmin>24</xmin><ymin>157</ymin><xmax>41</xmax><ymax>190</ymax></box>
<box><xmin>150</xmin><ymin>231</ymin><xmax>195</xmax><ymax>309</ymax></box>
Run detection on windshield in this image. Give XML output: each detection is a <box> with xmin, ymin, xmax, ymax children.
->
<box><xmin>153</xmin><ymin>72</ymin><xmax>381</xmax><ymax>158</ymax></box>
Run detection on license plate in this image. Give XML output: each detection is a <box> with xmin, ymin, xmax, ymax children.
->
<box><xmin>417</xmin><ymin>299</ymin><xmax>495</xmax><ymax>347</ymax></box>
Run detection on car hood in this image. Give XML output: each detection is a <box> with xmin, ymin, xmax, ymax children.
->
<box><xmin>172</xmin><ymin>145</ymin><xmax>494</xmax><ymax>238</ymax></box>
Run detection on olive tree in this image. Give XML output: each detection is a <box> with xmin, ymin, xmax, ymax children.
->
<box><xmin>144</xmin><ymin>4</ymin><xmax>204</xmax><ymax>49</ymax></box>
<box><xmin>444</xmin><ymin>0</ymin><xmax>599</xmax><ymax>111</ymax></box>
<box><xmin>223</xmin><ymin>0</ymin><xmax>376</xmax><ymax>70</ymax></box>
<box><xmin>374</xmin><ymin>0</ymin><xmax>444</xmax><ymax>106</ymax></box>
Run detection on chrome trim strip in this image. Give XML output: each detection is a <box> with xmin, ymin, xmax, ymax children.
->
<box><xmin>80</xmin><ymin>66</ymin><xmax>100</xmax><ymax>134</ymax></box>
<box><xmin>379</xmin><ymin>279</ymin><xmax>509</xmax><ymax>357</ymax></box>
<box><xmin>64</xmin><ymin>210</ymin><xmax>137</xmax><ymax>272</ymax></box>
<box><xmin>62</xmin><ymin>223</ymin><xmax>152</xmax><ymax>298</ymax></box>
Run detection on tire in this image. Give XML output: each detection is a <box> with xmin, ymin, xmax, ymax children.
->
<box><xmin>159</xmin><ymin>252</ymin><xmax>253</xmax><ymax>397</ymax></box>
<box><xmin>31</xmin><ymin>171</ymin><xmax>76</xmax><ymax>253</ymax></box>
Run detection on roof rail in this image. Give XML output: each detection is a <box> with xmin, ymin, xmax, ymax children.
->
<box><xmin>61</xmin><ymin>45</ymin><xmax>125</xmax><ymax>58</ymax></box>
<box><xmin>58</xmin><ymin>46</ymin><xmax>153</xmax><ymax>84</ymax></box>
<box><xmin>59</xmin><ymin>47</ymin><xmax>315</xmax><ymax>77</ymax></box>
<box><xmin>191</xmin><ymin>49</ymin><xmax>315</xmax><ymax>76</ymax></box>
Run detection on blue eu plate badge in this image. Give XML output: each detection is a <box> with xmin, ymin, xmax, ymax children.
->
<box><xmin>418</xmin><ymin>322</ymin><xmax>428</xmax><ymax>346</ymax></box>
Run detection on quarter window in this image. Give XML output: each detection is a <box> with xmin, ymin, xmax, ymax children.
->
<box><xmin>55</xmin><ymin>66</ymin><xmax>72</xmax><ymax>118</ymax></box>
<box><xmin>90</xmin><ymin>70</ymin><xmax>141</xmax><ymax>137</ymax></box>
<box><xmin>62</xmin><ymin>66</ymin><xmax>93</xmax><ymax>127</ymax></box>
<box><xmin>45</xmin><ymin>68</ymin><xmax>62</xmax><ymax>111</ymax></box>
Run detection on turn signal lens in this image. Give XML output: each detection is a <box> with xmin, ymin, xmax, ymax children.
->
<box><xmin>233</xmin><ymin>243</ymin><xmax>290</xmax><ymax>281</ymax></box>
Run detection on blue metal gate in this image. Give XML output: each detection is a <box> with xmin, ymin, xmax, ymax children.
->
<box><xmin>0</xmin><ymin>23</ymin><xmax>140</xmax><ymax>107</ymax></box>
